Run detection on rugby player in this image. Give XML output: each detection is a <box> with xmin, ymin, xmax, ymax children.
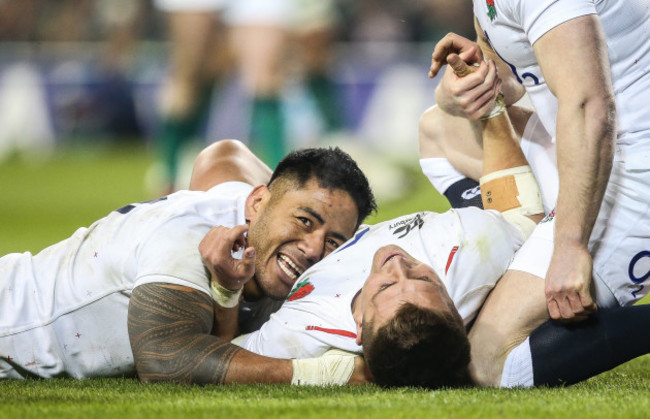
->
<box><xmin>200</xmin><ymin>97</ymin><xmax>545</xmax><ymax>388</ymax></box>
<box><xmin>427</xmin><ymin>0</ymin><xmax>650</xmax><ymax>387</ymax></box>
<box><xmin>0</xmin><ymin>144</ymin><xmax>375</xmax><ymax>383</ymax></box>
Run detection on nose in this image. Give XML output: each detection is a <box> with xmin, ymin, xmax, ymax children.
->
<box><xmin>298</xmin><ymin>231</ymin><xmax>326</xmax><ymax>264</ymax></box>
<box><xmin>385</xmin><ymin>256</ymin><xmax>410</xmax><ymax>280</ymax></box>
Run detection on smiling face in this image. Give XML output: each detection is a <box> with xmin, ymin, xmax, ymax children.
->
<box><xmin>245</xmin><ymin>177</ymin><xmax>359</xmax><ymax>300</ymax></box>
<box><xmin>353</xmin><ymin>244</ymin><xmax>462</xmax><ymax>344</ymax></box>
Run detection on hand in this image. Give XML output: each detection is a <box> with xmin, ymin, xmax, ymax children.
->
<box><xmin>544</xmin><ymin>242</ymin><xmax>597</xmax><ymax>321</ymax></box>
<box><xmin>434</xmin><ymin>54</ymin><xmax>502</xmax><ymax>119</ymax></box>
<box><xmin>429</xmin><ymin>32</ymin><xmax>484</xmax><ymax>79</ymax></box>
<box><xmin>199</xmin><ymin>224</ymin><xmax>256</xmax><ymax>291</ymax></box>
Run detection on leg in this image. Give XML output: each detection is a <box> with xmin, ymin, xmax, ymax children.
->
<box><xmin>229</xmin><ymin>22</ymin><xmax>289</xmax><ymax>168</ymax></box>
<box><xmin>157</xmin><ymin>10</ymin><xmax>223</xmax><ymax>193</ymax></box>
<box><xmin>468</xmin><ymin>269</ymin><xmax>549</xmax><ymax>386</ymax></box>
<box><xmin>532</xmin><ymin>304</ymin><xmax>650</xmax><ymax>385</ymax></box>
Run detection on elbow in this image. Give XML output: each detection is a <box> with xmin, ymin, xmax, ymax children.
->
<box><xmin>133</xmin><ymin>357</ymin><xmax>180</xmax><ymax>384</ymax></box>
<box><xmin>418</xmin><ymin>105</ymin><xmax>447</xmax><ymax>159</ymax></box>
<box><xmin>583</xmin><ymin>92</ymin><xmax>617</xmax><ymax>133</ymax></box>
<box><xmin>585</xmin><ymin>94</ymin><xmax>617</xmax><ymax>157</ymax></box>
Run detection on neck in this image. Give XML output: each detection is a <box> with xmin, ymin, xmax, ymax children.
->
<box><xmin>243</xmin><ymin>277</ymin><xmax>264</xmax><ymax>301</ymax></box>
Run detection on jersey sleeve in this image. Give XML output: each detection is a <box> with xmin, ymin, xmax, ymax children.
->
<box><xmin>512</xmin><ymin>0</ymin><xmax>596</xmax><ymax>45</ymax></box>
<box><xmin>132</xmin><ymin>215</ymin><xmax>212</xmax><ymax>296</ymax></box>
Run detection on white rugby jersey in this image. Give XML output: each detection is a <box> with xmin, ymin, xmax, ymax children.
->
<box><xmin>0</xmin><ymin>181</ymin><xmax>251</xmax><ymax>379</ymax></box>
<box><xmin>474</xmin><ymin>0</ymin><xmax>650</xmax><ymax>149</ymax></box>
<box><xmin>237</xmin><ymin>208</ymin><xmax>524</xmax><ymax>359</ymax></box>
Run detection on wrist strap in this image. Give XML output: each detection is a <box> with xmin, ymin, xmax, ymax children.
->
<box><xmin>481</xmin><ymin>91</ymin><xmax>506</xmax><ymax>120</ymax></box>
<box><xmin>210</xmin><ymin>281</ymin><xmax>242</xmax><ymax>308</ymax></box>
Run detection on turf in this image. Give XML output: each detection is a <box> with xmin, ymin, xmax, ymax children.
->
<box><xmin>2</xmin><ymin>361</ymin><xmax>650</xmax><ymax>418</ymax></box>
<box><xmin>1</xmin><ymin>145</ymin><xmax>649</xmax><ymax>418</ymax></box>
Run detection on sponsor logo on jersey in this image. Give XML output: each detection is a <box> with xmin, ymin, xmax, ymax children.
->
<box><xmin>461</xmin><ymin>185</ymin><xmax>481</xmax><ymax>200</ymax></box>
<box><xmin>287</xmin><ymin>278</ymin><xmax>315</xmax><ymax>301</ymax></box>
<box><xmin>390</xmin><ymin>213</ymin><xmax>425</xmax><ymax>239</ymax></box>
<box><xmin>486</xmin><ymin>0</ymin><xmax>497</xmax><ymax>21</ymax></box>
<box><xmin>629</xmin><ymin>250</ymin><xmax>650</xmax><ymax>299</ymax></box>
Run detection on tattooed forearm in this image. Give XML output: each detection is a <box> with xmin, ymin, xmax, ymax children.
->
<box><xmin>128</xmin><ymin>283</ymin><xmax>242</xmax><ymax>384</ymax></box>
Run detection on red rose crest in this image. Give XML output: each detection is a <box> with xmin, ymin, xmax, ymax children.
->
<box><xmin>287</xmin><ymin>278</ymin><xmax>315</xmax><ymax>301</ymax></box>
<box><xmin>487</xmin><ymin>0</ymin><xmax>496</xmax><ymax>21</ymax></box>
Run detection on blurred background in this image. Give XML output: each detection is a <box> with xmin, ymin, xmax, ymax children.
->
<box><xmin>0</xmin><ymin>0</ymin><xmax>474</xmax><ymax>255</ymax></box>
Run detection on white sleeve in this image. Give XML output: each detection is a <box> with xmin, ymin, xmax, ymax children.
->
<box><xmin>132</xmin><ymin>215</ymin><xmax>212</xmax><ymax>295</ymax></box>
<box><xmin>511</xmin><ymin>0</ymin><xmax>596</xmax><ymax>45</ymax></box>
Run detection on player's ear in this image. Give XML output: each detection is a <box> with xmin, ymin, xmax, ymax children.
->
<box><xmin>355</xmin><ymin>321</ymin><xmax>363</xmax><ymax>346</ymax></box>
<box><xmin>245</xmin><ymin>185</ymin><xmax>270</xmax><ymax>222</ymax></box>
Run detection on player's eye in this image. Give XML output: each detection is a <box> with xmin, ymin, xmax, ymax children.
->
<box><xmin>297</xmin><ymin>217</ymin><xmax>312</xmax><ymax>227</ymax></box>
<box><xmin>325</xmin><ymin>238</ymin><xmax>340</xmax><ymax>250</ymax></box>
<box><xmin>378</xmin><ymin>282</ymin><xmax>395</xmax><ymax>292</ymax></box>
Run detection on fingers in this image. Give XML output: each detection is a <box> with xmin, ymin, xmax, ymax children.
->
<box><xmin>200</xmin><ymin>224</ymin><xmax>249</xmax><ymax>260</ymax></box>
<box><xmin>228</xmin><ymin>224</ymin><xmax>249</xmax><ymax>252</ymax></box>
<box><xmin>199</xmin><ymin>224</ymin><xmax>255</xmax><ymax>290</ymax></box>
<box><xmin>546</xmin><ymin>289</ymin><xmax>598</xmax><ymax>322</ymax></box>
<box><xmin>236</xmin><ymin>247</ymin><xmax>256</xmax><ymax>278</ymax></box>
<box><xmin>429</xmin><ymin>33</ymin><xmax>483</xmax><ymax>78</ymax></box>
<box><xmin>443</xmin><ymin>59</ymin><xmax>500</xmax><ymax>119</ymax></box>
<box><xmin>448</xmin><ymin>54</ymin><xmax>472</xmax><ymax>77</ymax></box>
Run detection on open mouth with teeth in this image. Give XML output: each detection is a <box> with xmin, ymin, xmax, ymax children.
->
<box><xmin>277</xmin><ymin>254</ymin><xmax>304</xmax><ymax>282</ymax></box>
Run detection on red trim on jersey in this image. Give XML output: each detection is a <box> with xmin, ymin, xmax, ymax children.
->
<box><xmin>445</xmin><ymin>246</ymin><xmax>459</xmax><ymax>274</ymax></box>
<box><xmin>306</xmin><ymin>326</ymin><xmax>357</xmax><ymax>339</ymax></box>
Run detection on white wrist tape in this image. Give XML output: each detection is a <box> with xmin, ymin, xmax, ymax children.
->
<box><xmin>480</xmin><ymin>165</ymin><xmax>543</xmax><ymax>239</ymax></box>
<box><xmin>481</xmin><ymin>91</ymin><xmax>506</xmax><ymax>120</ymax></box>
<box><xmin>210</xmin><ymin>281</ymin><xmax>242</xmax><ymax>308</ymax></box>
<box><xmin>291</xmin><ymin>349</ymin><xmax>356</xmax><ymax>386</ymax></box>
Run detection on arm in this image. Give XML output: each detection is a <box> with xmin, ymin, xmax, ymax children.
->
<box><xmin>189</xmin><ymin>139</ymin><xmax>272</xmax><ymax>191</ymax></box>
<box><xmin>128</xmin><ymin>283</ymin><xmax>370</xmax><ymax>385</ymax></box>
<box><xmin>447</xmin><ymin>58</ymin><xmax>544</xmax><ymax>226</ymax></box>
<box><xmin>200</xmin><ymin>224</ymin><xmax>255</xmax><ymax>341</ymax></box>
<box><xmin>128</xmin><ymin>283</ymin><xmax>292</xmax><ymax>384</ymax></box>
<box><xmin>534</xmin><ymin>15</ymin><xmax>615</xmax><ymax>321</ymax></box>
<box><xmin>431</xmin><ymin>19</ymin><xmax>526</xmax><ymax>119</ymax></box>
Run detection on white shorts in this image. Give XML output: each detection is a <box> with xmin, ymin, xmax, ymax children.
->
<box><xmin>154</xmin><ymin>0</ymin><xmax>337</xmax><ymax>29</ymax></box>
<box><xmin>509</xmin><ymin>141</ymin><xmax>650</xmax><ymax>308</ymax></box>
<box><xmin>154</xmin><ymin>0</ymin><xmax>228</xmax><ymax>13</ymax></box>
<box><xmin>518</xmin><ymin>113</ymin><xmax>558</xmax><ymax>215</ymax></box>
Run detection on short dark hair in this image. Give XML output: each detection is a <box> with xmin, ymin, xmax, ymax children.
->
<box><xmin>362</xmin><ymin>303</ymin><xmax>472</xmax><ymax>389</ymax></box>
<box><xmin>268</xmin><ymin>147</ymin><xmax>376</xmax><ymax>227</ymax></box>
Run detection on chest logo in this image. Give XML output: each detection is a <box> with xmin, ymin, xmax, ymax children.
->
<box><xmin>287</xmin><ymin>278</ymin><xmax>315</xmax><ymax>301</ymax></box>
<box><xmin>390</xmin><ymin>213</ymin><xmax>425</xmax><ymax>239</ymax></box>
<box><xmin>487</xmin><ymin>0</ymin><xmax>496</xmax><ymax>21</ymax></box>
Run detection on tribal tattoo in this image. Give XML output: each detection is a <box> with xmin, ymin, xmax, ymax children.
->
<box><xmin>128</xmin><ymin>283</ymin><xmax>242</xmax><ymax>384</ymax></box>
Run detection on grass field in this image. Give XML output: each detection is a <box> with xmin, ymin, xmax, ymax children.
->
<box><xmin>1</xmin><ymin>144</ymin><xmax>649</xmax><ymax>418</ymax></box>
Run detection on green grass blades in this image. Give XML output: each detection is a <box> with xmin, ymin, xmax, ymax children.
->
<box><xmin>2</xmin><ymin>146</ymin><xmax>650</xmax><ymax>418</ymax></box>
<box><xmin>1</xmin><ymin>357</ymin><xmax>650</xmax><ymax>419</ymax></box>
<box><xmin>0</xmin><ymin>145</ymin><xmax>153</xmax><ymax>256</ymax></box>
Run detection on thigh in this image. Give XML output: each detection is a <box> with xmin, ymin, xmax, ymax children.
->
<box><xmin>590</xmin><ymin>159</ymin><xmax>650</xmax><ymax>306</ymax></box>
<box><xmin>468</xmin><ymin>269</ymin><xmax>548</xmax><ymax>387</ymax></box>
